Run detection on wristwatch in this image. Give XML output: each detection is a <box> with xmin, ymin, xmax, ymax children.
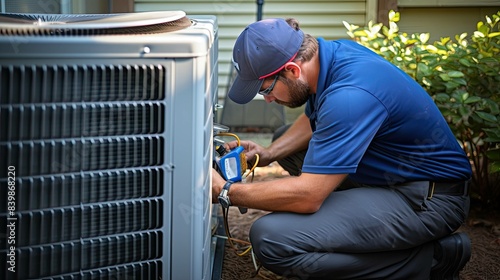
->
<box><xmin>218</xmin><ymin>181</ymin><xmax>233</xmax><ymax>208</ymax></box>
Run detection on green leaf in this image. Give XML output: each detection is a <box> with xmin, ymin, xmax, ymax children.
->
<box><xmin>484</xmin><ymin>128</ymin><xmax>500</xmax><ymax>139</ymax></box>
<box><xmin>484</xmin><ymin>99</ymin><xmax>500</xmax><ymax>114</ymax></box>
<box><xmin>464</xmin><ymin>96</ymin><xmax>482</xmax><ymax>104</ymax></box>
<box><xmin>486</xmin><ymin>149</ymin><xmax>500</xmax><ymax>160</ymax></box>
<box><xmin>353</xmin><ymin>30</ymin><xmax>368</xmax><ymax>37</ymax></box>
<box><xmin>389</xmin><ymin>10</ymin><xmax>400</xmax><ymax>22</ymax></box>
<box><xmin>405</xmin><ymin>39</ymin><xmax>418</xmax><ymax>45</ymax></box>
<box><xmin>439</xmin><ymin>74</ymin><xmax>451</xmax><ymax>81</ymax></box>
<box><xmin>459</xmin><ymin>106</ymin><xmax>470</xmax><ymax>116</ymax></box>
<box><xmin>479</xmin><ymin>57</ymin><xmax>500</xmax><ymax>64</ymax></box>
<box><xmin>481</xmin><ymin>24</ymin><xmax>491</xmax><ymax>33</ymax></box>
<box><xmin>435</xmin><ymin>93</ymin><xmax>450</xmax><ymax>102</ymax></box>
<box><xmin>484</xmin><ymin>136</ymin><xmax>500</xmax><ymax>143</ymax></box>
<box><xmin>459</xmin><ymin>58</ymin><xmax>472</xmax><ymax>67</ymax></box>
<box><xmin>445</xmin><ymin>81</ymin><xmax>461</xmax><ymax>90</ymax></box>
<box><xmin>451</xmin><ymin>114</ymin><xmax>462</xmax><ymax>123</ymax></box>
<box><xmin>453</xmin><ymin>78</ymin><xmax>468</xmax><ymax>86</ymax></box>
<box><xmin>474</xmin><ymin>31</ymin><xmax>486</xmax><ymax>38</ymax></box>
<box><xmin>477</xmin><ymin>21</ymin><xmax>484</xmax><ymax>30</ymax></box>
<box><xmin>448</xmin><ymin>71</ymin><xmax>464</xmax><ymax>78</ymax></box>
<box><xmin>422</xmin><ymin>77</ymin><xmax>432</xmax><ymax>87</ymax></box>
<box><xmin>488</xmin><ymin>32</ymin><xmax>500</xmax><ymax>38</ymax></box>
<box><xmin>440</xmin><ymin>37</ymin><xmax>451</xmax><ymax>45</ymax></box>
<box><xmin>490</xmin><ymin>161</ymin><xmax>500</xmax><ymax>173</ymax></box>
<box><xmin>425</xmin><ymin>44</ymin><xmax>438</xmax><ymax>52</ymax></box>
<box><xmin>417</xmin><ymin>62</ymin><xmax>429</xmax><ymax>72</ymax></box>
<box><xmin>342</xmin><ymin>21</ymin><xmax>352</xmax><ymax>31</ymax></box>
<box><xmin>475</xmin><ymin>111</ymin><xmax>498</xmax><ymax>123</ymax></box>
<box><xmin>419</xmin><ymin>33</ymin><xmax>430</xmax><ymax>44</ymax></box>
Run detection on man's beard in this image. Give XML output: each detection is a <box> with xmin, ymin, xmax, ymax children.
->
<box><xmin>275</xmin><ymin>76</ymin><xmax>311</xmax><ymax>108</ymax></box>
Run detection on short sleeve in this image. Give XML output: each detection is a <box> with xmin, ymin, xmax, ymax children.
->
<box><xmin>302</xmin><ymin>87</ymin><xmax>388</xmax><ymax>174</ymax></box>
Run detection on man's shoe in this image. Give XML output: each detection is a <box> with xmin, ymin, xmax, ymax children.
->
<box><xmin>430</xmin><ymin>232</ymin><xmax>471</xmax><ymax>280</ymax></box>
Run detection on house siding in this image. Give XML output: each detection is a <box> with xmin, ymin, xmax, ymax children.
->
<box><xmin>134</xmin><ymin>0</ymin><xmax>370</xmax><ymax>100</ymax></box>
<box><xmin>396</xmin><ymin>6</ymin><xmax>500</xmax><ymax>42</ymax></box>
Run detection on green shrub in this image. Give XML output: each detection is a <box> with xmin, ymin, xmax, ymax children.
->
<box><xmin>343</xmin><ymin>11</ymin><xmax>500</xmax><ymax>208</ymax></box>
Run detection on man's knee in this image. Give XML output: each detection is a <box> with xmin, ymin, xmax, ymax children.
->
<box><xmin>250</xmin><ymin>215</ymin><xmax>295</xmax><ymax>264</ymax></box>
<box><xmin>250</xmin><ymin>216</ymin><xmax>327</xmax><ymax>279</ymax></box>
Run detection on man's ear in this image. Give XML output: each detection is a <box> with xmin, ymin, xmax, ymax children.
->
<box><xmin>283</xmin><ymin>62</ymin><xmax>301</xmax><ymax>79</ymax></box>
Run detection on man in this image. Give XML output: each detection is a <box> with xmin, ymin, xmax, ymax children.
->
<box><xmin>212</xmin><ymin>18</ymin><xmax>472</xmax><ymax>279</ymax></box>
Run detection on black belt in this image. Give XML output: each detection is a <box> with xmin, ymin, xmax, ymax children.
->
<box><xmin>427</xmin><ymin>180</ymin><xmax>470</xmax><ymax>199</ymax></box>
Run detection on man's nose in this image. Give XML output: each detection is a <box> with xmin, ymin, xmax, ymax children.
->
<box><xmin>264</xmin><ymin>95</ymin><xmax>275</xmax><ymax>103</ymax></box>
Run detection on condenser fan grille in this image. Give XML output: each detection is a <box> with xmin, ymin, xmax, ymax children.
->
<box><xmin>0</xmin><ymin>11</ymin><xmax>192</xmax><ymax>36</ymax></box>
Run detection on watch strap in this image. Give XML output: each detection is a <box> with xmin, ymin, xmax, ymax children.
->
<box><xmin>218</xmin><ymin>181</ymin><xmax>233</xmax><ymax>208</ymax></box>
<box><xmin>222</xmin><ymin>180</ymin><xmax>233</xmax><ymax>192</ymax></box>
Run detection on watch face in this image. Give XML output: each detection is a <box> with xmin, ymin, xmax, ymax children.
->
<box><xmin>219</xmin><ymin>196</ymin><xmax>230</xmax><ymax>208</ymax></box>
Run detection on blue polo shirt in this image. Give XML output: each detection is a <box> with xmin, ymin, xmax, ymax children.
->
<box><xmin>303</xmin><ymin>38</ymin><xmax>471</xmax><ymax>185</ymax></box>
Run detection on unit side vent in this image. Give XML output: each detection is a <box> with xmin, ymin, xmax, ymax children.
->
<box><xmin>0</xmin><ymin>63</ymin><xmax>168</xmax><ymax>279</ymax></box>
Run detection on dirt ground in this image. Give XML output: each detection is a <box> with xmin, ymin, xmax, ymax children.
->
<box><xmin>219</xmin><ymin>163</ymin><xmax>500</xmax><ymax>280</ymax></box>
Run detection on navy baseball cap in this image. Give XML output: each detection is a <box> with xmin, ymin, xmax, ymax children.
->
<box><xmin>228</xmin><ymin>18</ymin><xmax>304</xmax><ymax>104</ymax></box>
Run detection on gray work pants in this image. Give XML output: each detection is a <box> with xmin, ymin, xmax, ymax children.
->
<box><xmin>249</xmin><ymin>126</ymin><xmax>470</xmax><ymax>279</ymax></box>
<box><xmin>250</xmin><ymin>183</ymin><xmax>469</xmax><ymax>279</ymax></box>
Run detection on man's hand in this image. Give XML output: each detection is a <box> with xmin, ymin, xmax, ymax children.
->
<box><xmin>212</xmin><ymin>168</ymin><xmax>226</xmax><ymax>203</ymax></box>
<box><xmin>225</xmin><ymin>140</ymin><xmax>274</xmax><ymax>167</ymax></box>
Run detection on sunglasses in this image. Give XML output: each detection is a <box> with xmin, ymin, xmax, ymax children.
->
<box><xmin>258</xmin><ymin>75</ymin><xmax>279</xmax><ymax>96</ymax></box>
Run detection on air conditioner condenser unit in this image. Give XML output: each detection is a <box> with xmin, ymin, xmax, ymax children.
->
<box><xmin>0</xmin><ymin>11</ymin><xmax>221</xmax><ymax>280</ymax></box>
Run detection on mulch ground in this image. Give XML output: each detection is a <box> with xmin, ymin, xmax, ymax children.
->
<box><xmin>219</xmin><ymin>163</ymin><xmax>500</xmax><ymax>280</ymax></box>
